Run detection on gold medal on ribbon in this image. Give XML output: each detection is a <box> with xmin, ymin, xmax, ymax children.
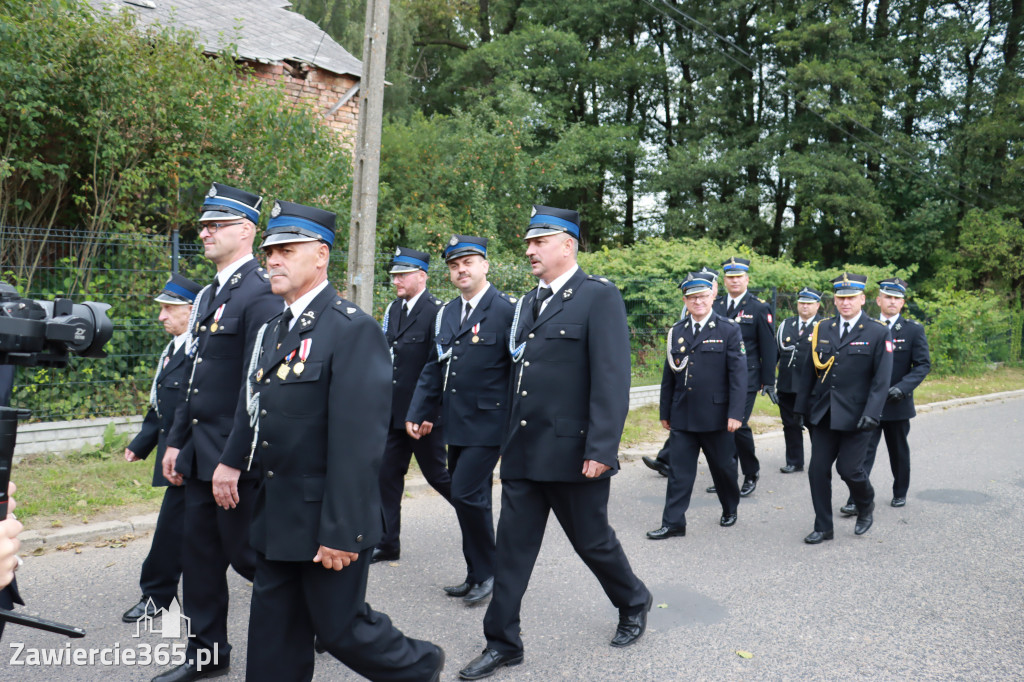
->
<box><xmin>277</xmin><ymin>363</ymin><xmax>290</xmax><ymax>380</ymax></box>
<box><xmin>210</xmin><ymin>322</ymin><xmax>219</xmax><ymax>333</ymax></box>
<box><xmin>293</xmin><ymin>361</ymin><xmax>305</xmax><ymax>376</ymax></box>
<box><xmin>256</xmin><ymin>368</ymin><xmax>264</xmax><ymax>382</ymax></box>
<box><xmin>472</xmin><ymin>335</ymin><xmax>479</xmax><ymax>343</ymax></box>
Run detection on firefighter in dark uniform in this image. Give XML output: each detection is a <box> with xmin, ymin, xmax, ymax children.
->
<box><xmin>840</xmin><ymin>277</ymin><xmax>930</xmax><ymax>513</ymax></box>
<box><xmin>642</xmin><ymin>267</ymin><xmax>720</xmax><ymax>478</ymax></box>
<box><xmin>406</xmin><ymin>235</ymin><xmax>515</xmax><ymax>605</ymax></box>
<box><xmin>709</xmin><ymin>257</ymin><xmax>776</xmax><ymax>497</ymax></box>
<box><xmin>794</xmin><ymin>273</ymin><xmax>893</xmax><ymax>544</ymax></box>
<box><xmin>374</xmin><ymin>247</ymin><xmax>451</xmax><ymax>564</ymax></box>
<box><xmin>155</xmin><ymin>183</ymin><xmax>280</xmax><ymax>682</ymax></box>
<box><xmin>243</xmin><ymin>201</ymin><xmax>444</xmax><ymax>682</ymax></box>
<box><xmin>459</xmin><ymin>206</ymin><xmax>651</xmax><ymax>681</ymax></box>
<box><xmin>648</xmin><ymin>272</ymin><xmax>746</xmax><ymax>539</ymax></box>
<box><xmin>122</xmin><ymin>273</ymin><xmax>202</xmax><ymax>623</ymax></box>
<box><xmin>774</xmin><ymin>287</ymin><xmax>823</xmax><ymax>474</ymax></box>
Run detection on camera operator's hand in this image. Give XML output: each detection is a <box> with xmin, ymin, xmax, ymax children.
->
<box><xmin>212</xmin><ymin>463</ymin><xmax>242</xmax><ymax>510</ymax></box>
<box><xmin>162</xmin><ymin>447</ymin><xmax>183</xmax><ymax>486</ymax></box>
<box><xmin>124</xmin><ymin>448</ymin><xmax>140</xmax><ymax>463</ymax></box>
<box><xmin>0</xmin><ymin>517</ymin><xmax>23</xmax><ymax>589</ymax></box>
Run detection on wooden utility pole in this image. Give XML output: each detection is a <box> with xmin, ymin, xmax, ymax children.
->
<box><xmin>346</xmin><ymin>0</ymin><xmax>390</xmax><ymax>311</ymax></box>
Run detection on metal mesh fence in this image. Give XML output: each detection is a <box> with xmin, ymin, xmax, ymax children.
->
<box><xmin>1</xmin><ymin>226</ymin><xmax>1019</xmax><ymax>422</ymax></box>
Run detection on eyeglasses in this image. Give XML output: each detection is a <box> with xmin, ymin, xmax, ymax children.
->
<box><xmin>200</xmin><ymin>220</ymin><xmax>244</xmax><ymax>234</ymax></box>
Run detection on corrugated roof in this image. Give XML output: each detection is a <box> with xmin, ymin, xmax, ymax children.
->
<box><xmin>89</xmin><ymin>0</ymin><xmax>362</xmax><ymax>79</ymax></box>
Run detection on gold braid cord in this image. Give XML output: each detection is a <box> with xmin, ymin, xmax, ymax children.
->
<box><xmin>810</xmin><ymin>320</ymin><xmax>834</xmax><ymax>382</ymax></box>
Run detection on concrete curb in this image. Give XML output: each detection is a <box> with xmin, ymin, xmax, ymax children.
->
<box><xmin>22</xmin><ymin>388</ymin><xmax>1024</xmax><ymax>552</ymax></box>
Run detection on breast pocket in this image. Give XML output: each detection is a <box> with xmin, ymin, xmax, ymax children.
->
<box><xmin>204</xmin><ymin>317</ymin><xmax>240</xmax><ymax>358</ymax></box>
<box><xmin>543</xmin><ymin>324</ymin><xmax>583</xmax><ymax>362</ymax></box>
<box><xmin>401</xmin><ymin>332</ymin><xmax>425</xmax><ymax>344</ymax></box>
<box><xmin>545</xmin><ymin>324</ymin><xmax>582</xmax><ymax>340</ymax></box>
<box><xmin>699</xmin><ymin>343</ymin><xmax>724</xmax><ymax>353</ymax></box>
<box><xmin>279</xmin><ymin>362</ymin><xmax>325</xmax><ymax>417</ymax></box>
<box><xmin>846</xmin><ymin>346</ymin><xmax>872</xmax><ymax>359</ymax></box>
<box><xmin>473</xmin><ymin>332</ymin><xmax>497</xmax><ymax>345</ymax></box>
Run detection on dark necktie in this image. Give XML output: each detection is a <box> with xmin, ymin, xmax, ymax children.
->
<box><xmin>277</xmin><ymin>309</ymin><xmax>293</xmax><ymax>345</ymax></box>
<box><xmin>397</xmin><ymin>301</ymin><xmax>409</xmax><ymax>332</ymax></box>
<box><xmin>841</xmin><ymin>321</ymin><xmax>850</xmax><ymax>339</ymax></box>
<box><xmin>692</xmin><ymin>321</ymin><xmax>701</xmax><ymax>337</ymax></box>
<box><xmin>204</xmin><ymin>277</ymin><xmax>220</xmax><ymax>315</ymax></box>
<box><xmin>799</xmin><ymin>322</ymin><xmax>806</xmax><ymax>336</ymax></box>
<box><xmin>884</xmin><ymin>319</ymin><xmax>890</xmax><ymax>327</ymax></box>
<box><xmin>533</xmin><ymin>287</ymin><xmax>552</xmax><ymax>317</ymax></box>
<box><xmin>461</xmin><ymin>302</ymin><xmax>472</xmax><ymax>326</ymax></box>
<box><xmin>727</xmin><ymin>300</ymin><xmax>736</xmax><ymax>317</ymax></box>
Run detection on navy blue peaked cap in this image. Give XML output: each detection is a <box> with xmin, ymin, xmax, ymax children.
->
<box><xmin>261</xmin><ymin>200</ymin><xmax>336</xmax><ymax>248</ymax></box>
<box><xmin>155</xmin><ymin>273</ymin><xmax>202</xmax><ymax>305</ymax></box>
<box><xmin>200</xmin><ymin>183</ymin><xmax>262</xmax><ymax>224</ymax></box>
<box><xmin>525</xmin><ymin>205</ymin><xmax>580</xmax><ymax>240</ymax></box>
<box><xmin>444</xmin><ymin>235</ymin><xmax>488</xmax><ymax>262</ymax></box>
<box><xmin>390</xmin><ymin>246</ymin><xmax>430</xmax><ymax>274</ymax></box>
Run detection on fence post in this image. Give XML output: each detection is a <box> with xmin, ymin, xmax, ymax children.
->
<box><xmin>171</xmin><ymin>228</ymin><xmax>179</xmax><ymax>274</ymax></box>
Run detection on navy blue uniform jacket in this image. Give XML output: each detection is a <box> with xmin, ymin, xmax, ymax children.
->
<box><xmin>794</xmin><ymin>314</ymin><xmax>894</xmax><ymax>431</ymax></box>
<box><xmin>407</xmin><ymin>285</ymin><xmax>515</xmax><ymax>447</ymax></box>
<box><xmin>660</xmin><ymin>312</ymin><xmax>747</xmax><ymax>431</ymax></box>
<box><xmin>128</xmin><ymin>342</ymin><xmax>188</xmax><ymax>486</ymax></box>
<box><xmin>501</xmin><ymin>269</ymin><xmax>630</xmax><ymax>482</ymax></box>
<box><xmin>248</xmin><ymin>288</ymin><xmax>391</xmax><ymax>561</ymax></box>
<box><xmin>714</xmin><ymin>292</ymin><xmax>777</xmax><ymax>389</ymax></box>
<box><xmin>882</xmin><ymin>314</ymin><xmax>931</xmax><ymax>420</ymax></box>
<box><xmin>775</xmin><ymin>314</ymin><xmax>821</xmax><ymax>394</ymax></box>
<box><xmin>384</xmin><ymin>291</ymin><xmax>444</xmax><ymax>430</ymax></box>
<box><xmin>167</xmin><ymin>259</ymin><xmax>280</xmax><ymax>480</ymax></box>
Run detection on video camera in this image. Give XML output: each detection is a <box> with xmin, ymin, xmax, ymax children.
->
<box><xmin>0</xmin><ymin>282</ymin><xmax>113</xmax><ymax>366</ymax></box>
<box><xmin>0</xmin><ymin>281</ymin><xmax>112</xmax><ymax>639</ymax></box>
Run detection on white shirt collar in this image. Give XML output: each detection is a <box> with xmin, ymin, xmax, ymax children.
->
<box><xmin>880</xmin><ymin>313</ymin><xmax>898</xmax><ymax>325</ymax></box>
<box><xmin>172</xmin><ymin>331</ymin><xmax>188</xmax><ymax>353</ymax></box>
<box><xmin>539</xmin><ymin>264</ymin><xmax>579</xmax><ymax>297</ymax></box>
<box><xmin>728</xmin><ymin>292</ymin><xmax>746</xmax><ymax>306</ymax></box>
<box><xmin>286</xmin><ymin>280</ymin><xmax>331</xmax><ymax>329</ymax></box>
<box><xmin>215</xmin><ymin>254</ymin><xmax>254</xmax><ymax>288</ymax></box>
<box><xmin>462</xmin><ymin>281</ymin><xmax>491</xmax><ymax>311</ymax></box>
<box><xmin>403</xmin><ymin>288</ymin><xmax>425</xmax><ymax>312</ymax></box>
<box><xmin>691</xmin><ymin>311</ymin><xmax>713</xmax><ymax>327</ymax></box>
<box><xmin>839</xmin><ymin>311</ymin><xmax>862</xmax><ymax>327</ymax></box>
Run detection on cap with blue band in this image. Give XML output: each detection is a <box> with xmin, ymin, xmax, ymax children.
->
<box><xmin>390</xmin><ymin>247</ymin><xmax>430</xmax><ymax>274</ymax></box>
<box><xmin>525</xmin><ymin>205</ymin><xmax>581</xmax><ymax>240</ymax></box>
<box><xmin>260</xmin><ymin>200</ymin><xmax>336</xmax><ymax>249</ymax></box>
<box><xmin>199</xmin><ymin>183</ymin><xmax>262</xmax><ymax>224</ymax></box>
<box><xmin>832</xmin><ymin>272</ymin><xmax>868</xmax><ymax>297</ymax></box>
<box><xmin>679</xmin><ymin>272</ymin><xmax>714</xmax><ymax>296</ymax></box>
<box><xmin>797</xmin><ymin>286</ymin><xmax>822</xmax><ymax>303</ymax></box>
<box><xmin>155</xmin><ymin>273</ymin><xmax>202</xmax><ymax>305</ymax></box>
<box><xmin>721</xmin><ymin>257</ymin><xmax>751</xmax><ymax>275</ymax></box>
<box><xmin>444</xmin><ymin>235</ymin><xmax>488</xmax><ymax>262</ymax></box>
<box><xmin>878</xmin><ymin>277</ymin><xmax>908</xmax><ymax>298</ymax></box>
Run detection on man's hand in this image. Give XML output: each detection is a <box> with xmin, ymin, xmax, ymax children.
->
<box><xmin>856</xmin><ymin>415</ymin><xmax>880</xmax><ymax>432</ymax></box>
<box><xmin>660</xmin><ymin>419</ymin><xmax>671</xmax><ymax>431</ymax></box>
<box><xmin>727</xmin><ymin>418</ymin><xmax>742</xmax><ymax>433</ymax></box>
<box><xmin>124</xmin><ymin>448</ymin><xmax>140</xmax><ymax>463</ymax></box>
<box><xmin>887</xmin><ymin>386</ymin><xmax>906</xmax><ymax>403</ymax></box>
<box><xmin>162</xmin><ymin>447</ymin><xmax>183</xmax><ymax>486</ymax></box>
<box><xmin>211</xmin><ymin>463</ymin><xmax>242</xmax><ymax>510</ymax></box>
<box><xmin>0</xmin><ymin>517</ymin><xmax>23</xmax><ymax>590</ymax></box>
<box><xmin>405</xmin><ymin>421</ymin><xmax>434</xmax><ymax>440</ymax></box>
<box><xmin>313</xmin><ymin>546</ymin><xmax>359</xmax><ymax>571</ymax></box>
<box><xmin>762</xmin><ymin>385</ymin><xmax>779</xmax><ymax>405</ymax></box>
<box><xmin>582</xmin><ymin>460</ymin><xmax>611</xmax><ymax>478</ymax></box>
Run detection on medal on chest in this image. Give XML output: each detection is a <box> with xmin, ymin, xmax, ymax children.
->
<box><xmin>293</xmin><ymin>338</ymin><xmax>312</xmax><ymax>376</ymax></box>
<box><xmin>471</xmin><ymin>323</ymin><xmax>481</xmax><ymax>343</ymax></box>
<box><xmin>210</xmin><ymin>304</ymin><xmax>226</xmax><ymax>333</ymax></box>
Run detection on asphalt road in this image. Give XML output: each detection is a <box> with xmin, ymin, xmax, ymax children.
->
<box><xmin>4</xmin><ymin>396</ymin><xmax>1023</xmax><ymax>680</ymax></box>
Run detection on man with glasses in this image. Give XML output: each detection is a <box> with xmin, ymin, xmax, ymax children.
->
<box><xmin>155</xmin><ymin>183</ymin><xmax>280</xmax><ymax>682</ymax></box>
<box><xmin>373</xmin><ymin>247</ymin><xmax>451</xmax><ymax>564</ymax></box>
<box><xmin>648</xmin><ymin>272</ymin><xmax>745</xmax><ymax>540</ymax></box>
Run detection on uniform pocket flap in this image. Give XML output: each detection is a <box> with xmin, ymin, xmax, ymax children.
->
<box><xmin>546</xmin><ymin>324</ymin><xmax>583</xmax><ymax>340</ymax></box>
<box><xmin>281</xmin><ymin>361</ymin><xmax>323</xmax><ymax>383</ymax></box>
<box><xmin>555</xmin><ymin>418</ymin><xmax>587</xmax><ymax>438</ymax></box>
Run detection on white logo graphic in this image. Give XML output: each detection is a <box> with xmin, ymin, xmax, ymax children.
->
<box><xmin>134</xmin><ymin>598</ymin><xmax>193</xmax><ymax>640</ymax></box>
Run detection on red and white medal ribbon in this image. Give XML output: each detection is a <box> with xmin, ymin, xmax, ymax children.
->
<box><xmin>298</xmin><ymin>338</ymin><xmax>312</xmax><ymax>362</ymax></box>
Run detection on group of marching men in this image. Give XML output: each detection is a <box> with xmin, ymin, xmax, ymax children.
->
<box><xmin>123</xmin><ymin>186</ymin><xmax>653</xmax><ymax>681</ymax></box>
<box><xmin>121</xmin><ymin>180</ymin><xmax>930</xmax><ymax>682</ymax></box>
<box><xmin>641</xmin><ymin>262</ymin><xmax>930</xmax><ymax>545</ymax></box>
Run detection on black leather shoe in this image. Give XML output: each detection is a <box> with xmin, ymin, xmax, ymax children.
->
<box><xmin>314</xmin><ymin>636</ymin><xmax>326</xmax><ymax>654</ymax></box>
<box><xmin>642</xmin><ymin>456</ymin><xmax>670</xmax><ymax>477</ymax></box>
<box><xmin>706</xmin><ymin>485</ymin><xmax>717</xmax><ymax>494</ymax></box>
<box><xmin>428</xmin><ymin>645</ymin><xmax>445</xmax><ymax>682</ymax></box>
<box><xmin>463</xmin><ymin>577</ymin><xmax>494</xmax><ymax>605</ymax></box>
<box><xmin>370</xmin><ymin>547</ymin><xmax>400</xmax><ymax>564</ymax></box>
<box><xmin>122</xmin><ymin>597</ymin><xmax>160</xmax><ymax>623</ymax></box>
<box><xmin>719</xmin><ymin>513</ymin><xmax>737</xmax><ymax>527</ymax></box>
<box><xmin>151</xmin><ymin>658</ymin><xmax>230</xmax><ymax>682</ymax></box>
<box><xmin>804</xmin><ymin>530</ymin><xmax>834</xmax><ymax>544</ymax></box>
<box><xmin>839</xmin><ymin>503</ymin><xmax>858</xmax><ymax>517</ymax></box>
<box><xmin>444</xmin><ymin>581</ymin><xmax>472</xmax><ymax>597</ymax></box>
<box><xmin>891</xmin><ymin>497</ymin><xmax>906</xmax><ymax>507</ymax></box>
<box><xmin>855</xmin><ymin>502</ymin><xmax>875</xmax><ymax>535</ymax></box>
<box><xmin>779</xmin><ymin>464</ymin><xmax>804</xmax><ymax>473</ymax></box>
<box><xmin>739</xmin><ymin>473</ymin><xmax>759</xmax><ymax>497</ymax></box>
<box><xmin>610</xmin><ymin>592</ymin><xmax>653</xmax><ymax>648</ymax></box>
<box><xmin>458</xmin><ymin>648</ymin><xmax>524</xmax><ymax>680</ymax></box>
<box><xmin>646</xmin><ymin>525</ymin><xmax>686</xmax><ymax>540</ymax></box>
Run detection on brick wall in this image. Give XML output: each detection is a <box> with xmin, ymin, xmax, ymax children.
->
<box><xmin>247</xmin><ymin>61</ymin><xmax>359</xmax><ymax>146</ymax></box>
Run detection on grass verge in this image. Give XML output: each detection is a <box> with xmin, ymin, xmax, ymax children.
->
<box><xmin>14</xmin><ymin>365</ymin><xmax>1024</xmax><ymax>529</ymax></box>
